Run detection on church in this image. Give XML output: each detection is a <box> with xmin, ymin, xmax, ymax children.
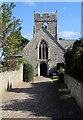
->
<box><xmin>18</xmin><ymin>11</ymin><xmax>75</xmax><ymax>76</ymax></box>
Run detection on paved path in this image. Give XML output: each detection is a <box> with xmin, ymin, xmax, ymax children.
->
<box><xmin>1</xmin><ymin>77</ymin><xmax>83</xmax><ymax>119</ymax></box>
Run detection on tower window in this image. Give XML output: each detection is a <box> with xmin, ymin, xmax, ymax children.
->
<box><xmin>43</xmin><ymin>22</ymin><xmax>48</xmax><ymax>29</ymax></box>
<box><xmin>39</xmin><ymin>40</ymin><xmax>48</xmax><ymax>59</ymax></box>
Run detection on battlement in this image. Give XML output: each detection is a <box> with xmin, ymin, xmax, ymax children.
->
<box><xmin>34</xmin><ymin>11</ymin><xmax>58</xmax><ymax>38</ymax></box>
<box><xmin>34</xmin><ymin>12</ymin><xmax>57</xmax><ymax>22</ymax></box>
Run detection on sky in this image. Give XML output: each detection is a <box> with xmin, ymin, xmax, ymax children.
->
<box><xmin>0</xmin><ymin>1</ymin><xmax>83</xmax><ymax>40</ymax></box>
<box><xmin>0</xmin><ymin>1</ymin><xmax>82</xmax><ymax>60</ymax></box>
<box><xmin>1</xmin><ymin>1</ymin><xmax>81</xmax><ymax>40</ymax></box>
<box><xmin>14</xmin><ymin>2</ymin><xmax>83</xmax><ymax>40</ymax></box>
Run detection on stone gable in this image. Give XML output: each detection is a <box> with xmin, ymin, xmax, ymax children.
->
<box><xmin>18</xmin><ymin>12</ymin><xmax>75</xmax><ymax>76</ymax></box>
<box><xmin>20</xmin><ymin>28</ymin><xmax>64</xmax><ymax>76</ymax></box>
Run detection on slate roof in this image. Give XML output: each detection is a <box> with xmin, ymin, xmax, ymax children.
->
<box><xmin>59</xmin><ymin>39</ymin><xmax>76</xmax><ymax>50</ymax></box>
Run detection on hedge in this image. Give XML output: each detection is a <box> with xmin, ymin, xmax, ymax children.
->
<box><xmin>64</xmin><ymin>40</ymin><xmax>83</xmax><ymax>81</ymax></box>
<box><xmin>16</xmin><ymin>58</ymin><xmax>34</xmax><ymax>82</ymax></box>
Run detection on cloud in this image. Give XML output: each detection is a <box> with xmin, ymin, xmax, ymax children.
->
<box><xmin>23</xmin><ymin>33</ymin><xmax>33</xmax><ymax>39</ymax></box>
<box><xmin>24</xmin><ymin>2</ymin><xmax>36</xmax><ymax>7</ymax></box>
<box><xmin>59</xmin><ymin>31</ymin><xmax>80</xmax><ymax>38</ymax></box>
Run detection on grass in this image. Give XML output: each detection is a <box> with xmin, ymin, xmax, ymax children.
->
<box><xmin>52</xmin><ymin>78</ymin><xmax>59</xmax><ymax>81</ymax></box>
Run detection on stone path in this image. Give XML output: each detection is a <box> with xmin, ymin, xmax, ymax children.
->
<box><xmin>1</xmin><ymin>77</ymin><xmax>83</xmax><ymax>119</ymax></box>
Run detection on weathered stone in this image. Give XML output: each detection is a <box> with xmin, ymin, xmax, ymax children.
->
<box><xmin>18</xmin><ymin>12</ymin><xmax>75</xmax><ymax>76</ymax></box>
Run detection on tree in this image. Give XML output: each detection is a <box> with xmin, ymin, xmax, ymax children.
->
<box><xmin>0</xmin><ymin>2</ymin><xmax>27</xmax><ymax>60</ymax></box>
<box><xmin>59</xmin><ymin>38</ymin><xmax>63</xmax><ymax>40</ymax></box>
<box><xmin>59</xmin><ymin>38</ymin><xmax>65</xmax><ymax>40</ymax></box>
<box><xmin>17</xmin><ymin>34</ymin><xmax>29</xmax><ymax>50</ymax></box>
<box><xmin>64</xmin><ymin>40</ymin><xmax>83</xmax><ymax>81</ymax></box>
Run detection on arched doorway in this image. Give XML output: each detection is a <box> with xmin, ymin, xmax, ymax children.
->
<box><xmin>40</xmin><ymin>63</ymin><xmax>47</xmax><ymax>76</ymax></box>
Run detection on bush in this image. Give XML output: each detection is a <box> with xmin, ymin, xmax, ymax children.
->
<box><xmin>57</xmin><ymin>67</ymin><xmax>64</xmax><ymax>81</ymax></box>
<box><xmin>1</xmin><ymin>61</ymin><xmax>10</xmax><ymax>72</ymax></box>
<box><xmin>64</xmin><ymin>40</ymin><xmax>83</xmax><ymax>81</ymax></box>
<box><xmin>1</xmin><ymin>60</ymin><xmax>19</xmax><ymax>72</ymax></box>
<box><xmin>23</xmin><ymin>63</ymin><xmax>34</xmax><ymax>82</ymax></box>
<box><xmin>16</xmin><ymin>58</ymin><xmax>34</xmax><ymax>82</ymax></box>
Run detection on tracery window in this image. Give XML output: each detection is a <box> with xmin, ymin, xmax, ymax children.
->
<box><xmin>39</xmin><ymin>40</ymin><xmax>48</xmax><ymax>59</ymax></box>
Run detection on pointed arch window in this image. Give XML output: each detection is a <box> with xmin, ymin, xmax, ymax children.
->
<box><xmin>39</xmin><ymin>40</ymin><xmax>48</xmax><ymax>59</ymax></box>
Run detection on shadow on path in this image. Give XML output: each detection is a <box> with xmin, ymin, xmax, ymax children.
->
<box><xmin>2</xmin><ymin>80</ymin><xmax>83</xmax><ymax>119</ymax></box>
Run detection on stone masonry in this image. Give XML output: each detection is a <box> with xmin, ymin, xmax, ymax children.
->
<box><xmin>18</xmin><ymin>12</ymin><xmax>74</xmax><ymax>76</ymax></box>
<box><xmin>34</xmin><ymin>12</ymin><xmax>57</xmax><ymax>39</ymax></box>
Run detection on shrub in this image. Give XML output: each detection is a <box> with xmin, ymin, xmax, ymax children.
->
<box><xmin>64</xmin><ymin>40</ymin><xmax>83</xmax><ymax>81</ymax></box>
<box><xmin>57</xmin><ymin>67</ymin><xmax>64</xmax><ymax>81</ymax></box>
<box><xmin>16</xmin><ymin>58</ymin><xmax>34</xmax><ymax>82</ymax></box>
<box><xmin>1</xmin><ymin>60</ymin><xmax>19</xmax><ymax>72</ymax></box>
<box><xmin>1</xmin><ymin>61</ymin><xmax>10</xmax><ymax>72</ymax></box>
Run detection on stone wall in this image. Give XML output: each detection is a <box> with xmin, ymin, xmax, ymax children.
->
<box><xmin>64</xmin><ymin>74</ymin><xmax>83</xmax><ymax>111</ymax></box>
<box><xmin>0</xmin><ymin>64</ymin><xmax>23</xmax><ymax>92</ymax></box>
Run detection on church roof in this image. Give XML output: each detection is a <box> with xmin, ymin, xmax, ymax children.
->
<box><xmin>59</xmin><ymin>39</ymin><xmax>76</xmax><ymax>49</ymax></box>
<box><xmin>17</xmin><ymin>28</ymin><xmax>77</xmax><ymax>58</ymax></box>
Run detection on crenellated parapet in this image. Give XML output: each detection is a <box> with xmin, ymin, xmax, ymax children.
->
<box><xmin>34</xmin><ymin>12</ymin><xmax>57</xmax><ymax>22</ymax></box>
<box><xmin>34</xmin><ymin>11</ymin><xmax>58</xmax><ymax>39</ymax></box>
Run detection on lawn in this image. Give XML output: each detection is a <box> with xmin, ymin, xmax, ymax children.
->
<box><xmin>52</xmin><ymin>78</ymin><xmax>59</xmax><ymax>81</ymax></box>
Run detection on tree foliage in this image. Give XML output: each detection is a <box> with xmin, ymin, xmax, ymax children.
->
<box><xmin>64</xmin><ymin>39</ymin><xmax>83</xmax><ymax>81</ymax></box>
<box><xmin>0</xmin><ymin>2</ymin><xmax>29</xmax><ymax>60</ymax></box>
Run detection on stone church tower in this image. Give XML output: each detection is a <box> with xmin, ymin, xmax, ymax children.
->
<box><xmin>19</xmin><ymin>12</ymin><xmax>65</xmax><ymax>76</ymax></box>
<box><xmin>33</xmin><ymin>12</ymin><xmax>58</xmax><ymax>40</ymax></box>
